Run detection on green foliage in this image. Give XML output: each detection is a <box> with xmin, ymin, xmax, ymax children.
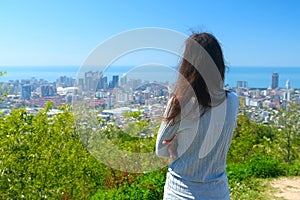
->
<box><xmin>227</xmin><ymin>156</ymin><xmax>293</xmax><ymax>200</ymax></box>
<box><xmin>286</xmin><ymin>161</ymin><xmax>300</xmax><ymax>176</ymax></box>
<box><xmin>248</xmin><ymin>156</ymin><xmax>286</xmax><ymax>178</ymax></box>
<box><xmin>227</xmin><ymin>108</ymin><xmax>300</xmax><ymax>199</ymax></box>
<box><xmin>0</xmin><ymin>70</ymin><xmax>7</xmax><ymax>99</ymax></box>
<box><xmin>277</xmin><ymin>103</ymin><xmax>300</xmax><ymax>163</ymax></box>
<box><xmin>0</xmin><ymin>100</ymin><xmax>299</xmax><ymax>199</ymax></box>
<box><xmin>91</xmin><ymin>168</ymin><xmax>167</xmax><ymax>200</ymax></box>
<box><xmin>123</xmin><ymin>110</ymin><xmax>141</xmax><ymax>119</ymax></box>
<box><xmin>229</xmin><ymin>178</ymin><xmax>270</xmax><ymax>200</ymax></box>
<box><xmin>227</xmin><ymin>156</ymin><xmax>286</xmax><ymax>182</ymax></box>
<box><xmin>228</xmin><ymin>110</ymin><xmax>300</xmax><ymax>165</ymax></box>
<box><xmin>0</xmin><ymin>103</ymin><xmax>106</xmax><ymax>199</ymax></box>
<box><xmin>228</xmin><ymin>114</ymin><xmax>279</xmax><ymax>163</ymax></box>
<box><xmin>86</xmin><ymin>113</ymin><xmax>166</xmax><ymax>174</ymax></box>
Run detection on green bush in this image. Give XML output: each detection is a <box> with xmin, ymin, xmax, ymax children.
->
<box><xmin>0</xmin><ymin>104</ymin><xmax>106</xmax><ymax>199</ymax></box>
<box><xmin>229</xmin><ymin>178</ymin><xmax>269</xmax><ymax>200</ymax></box>
<box><xmin>227</xmin><ymin>163</ymin><xmax>252</xmax><ymax>182</ymax></box>
<box><xmin>286</xmin><ymin>161</ymin><xmax>300</xmax><ymax>176</ymax></box>
<box><xmin>1</xmin><ymin>101</ymin><xmax>299</xmax><ymax>199</ymax></box>
<box><xmin>227</xmin><ymin>156</ymin><xmax>286</xmax><ymax>182</ymax></box>
<box><xmin>91</xmin><ymin>168</ymin><xmax>166</xmax><ymax>200</ymax></box>
<box><xmin>248</xmin><ymin>156</ymin><xmax>286</xmax><ymax>178</ymax></box>
<box><xmin>227</xmin><ymin>156</ymin><xmax>287</xmax><ymax>200</ymax></box>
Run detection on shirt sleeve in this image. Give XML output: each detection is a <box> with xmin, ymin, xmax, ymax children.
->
<box><xmin>155</xmin><ymin>99</ymin><xmax>180</xmax><ymax>158</ymax></box>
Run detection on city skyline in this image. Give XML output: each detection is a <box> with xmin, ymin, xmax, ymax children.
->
<box><xmin>2</xmin><ymin>65</ymin><xmax>300</xmax><ymax>90</ymax></box>
<box><xmin>2</xmin><ymin>69</ymin><xmax>298</xmax><ymax>102</ymax></box>
<box><xmin>1</xmin><ymin>65</ymin><xmax>299</xmax><ymax>130</ymax></box>
<box><xmin>1</xmin><ymin>68</ymin><xmax>299</xmax><ymax>119</ymax></box>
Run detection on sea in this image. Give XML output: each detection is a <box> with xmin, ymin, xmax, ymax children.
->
<box><xmin>0</xmin><ymin>66</ymin><xmax>300</xmax><ymax>89</ymax></box>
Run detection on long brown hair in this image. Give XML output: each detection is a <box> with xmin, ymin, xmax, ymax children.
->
<box><xmin>165</xmin><ymin>33</ymin><xmax>226</xmax><ymax>124</ymax></box>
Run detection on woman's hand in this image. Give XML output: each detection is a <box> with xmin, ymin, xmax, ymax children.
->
<box><xmin>162</xmin><ymin>135</ymin><xmax>178</xmax><ymax>159</ymax></box>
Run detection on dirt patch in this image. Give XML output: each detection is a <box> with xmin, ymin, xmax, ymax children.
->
<box><xmin>270</xmin><ymin>177</ymin><xmax>300</xmax><ymax>200</ymax></box>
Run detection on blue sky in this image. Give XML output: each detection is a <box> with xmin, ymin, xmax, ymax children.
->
<box><xmin>0</xmin><ymin>0</ymin><xmax>299</xmax><ymax>67</ymax></box>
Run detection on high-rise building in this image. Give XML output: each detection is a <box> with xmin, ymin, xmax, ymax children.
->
<box><xmin>56</xmin><ymin>76</ymin><xmax>75</xmax><ymax>87</ymax></box>
<box><xmin>120</xmin><ymin>75</ymin><xmax>127</xmax><ymax>86</ymax></box>
<box><xmin>40</xmin><ymin>85</ymin><xmax>56</xmax><ymax>97</ymax></box>
<box><xmin>77</xmin><ymin>78</ymin><xmax>84</xmax><ymax>91</ymax></box>
<box><xmin>286</xmin><ymin>80</ymin><xmax>291</xmax><ymax>101</ymax></box>
<box><xmin>102</xmin><ymin>76</ymin><xmax>108</xmax><ymax>90</ymax></box>
<box><xmin>271</xmin><ymin>72</ymin><xmax>279</xmax><ymax>89</ymax></box>
<box><xmin>84</xmin><ymin>71</ymin><xmax>93</xmax><ymax>91</ymax></box>
<box><xmin>97</xmin><ymin>76</ymin><xmax>108</xmax><ymax>90</ymax></box>
<box><xmin>109</xmin><ymin>75</ymin><xmax>119</xmax><ymax>88</ymax></box>
<box><xmin>21</xmin><ymin>84</ymin><xmax>31</xmax><ymax>100</ymax></box>
<box><xmin>286</xmin><ymin>79</ymin><xmax>291</xmax><ymax>90</ymax></box>
<box><xmin>84</xmin><ymin>71</ymin><xmax>101</xmax><ymax>91</ymax></box>
<box><xmin>237</xmin><ymin>81</ymin><xmax>248</xmax><ymax>89</ymax></box>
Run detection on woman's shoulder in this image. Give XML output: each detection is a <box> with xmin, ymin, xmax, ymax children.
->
<box><xmin>226</xmin><ymin>91</ymin><xmax>239</xmax><ymax>106</ymax></box>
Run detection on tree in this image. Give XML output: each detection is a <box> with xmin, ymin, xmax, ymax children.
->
<box><xmin>277</xmin><ymin>103</ymin><xmax>300</xmax><ymax>163</ymax></box>
<box><xmin>228</xmin><ymin>114</ymin><xmax>279</xmax><ymax>163</ymax></box>
<box><xmin>0</xmin><ymin>70</ymin><xmax>7</xmax><ymax>98</ymax></box>
<box><xmin>0</xmin><ymin>103</ymin><xmax>107</xmax><ymax>199</ymax></box>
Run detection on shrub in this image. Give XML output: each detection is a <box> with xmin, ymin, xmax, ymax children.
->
<box><xmin>0</xmin><ymin>105</ymin><xmax>106</xmax><ymax>199</ymax></box>
<box><xmin>286</xmin><ymin>161</ymin><xmax>300</xmax><ymax>176</ymax></box>
<box><xmin>91</xmin><ymin>168</ymin><xmax>166</xmax><ymax>200</ymax></box>
<box><xmin>248</xmin><ymin>156</ymin><xmax>286</xmax><ymax>178</ymax></box>
<box><xmin>227</xmin><ymin>156</ymin><xmax>286</xmax><ymax>183</ymax></box>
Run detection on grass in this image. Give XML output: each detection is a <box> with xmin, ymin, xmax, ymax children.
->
<box><xmin>229</xmin><ymin>178</ymin><xmax>284</xmax><ymax>200</ymax></box>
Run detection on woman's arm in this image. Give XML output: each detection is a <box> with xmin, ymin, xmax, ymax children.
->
<box><xmin>156</xmin><ymin>119</ymin><xmax>180</xmax><ymax>158</ymax></box>
<box><xmin>162</xmin><ymin>135</ymin><xmax>178</xmax><ymax>159</ymax></box>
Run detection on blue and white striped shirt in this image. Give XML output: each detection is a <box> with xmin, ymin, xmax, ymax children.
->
<box><xmin>156</xmin><ymin>92</ymin><xmax>239</xmax><ymax>199</ymax></box>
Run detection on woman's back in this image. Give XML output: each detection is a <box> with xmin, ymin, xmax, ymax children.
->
<box><xmin>156</xmin><ymin>32</ymin><xmax>239</xmax><ymax>199</ymax></box>
<box><xmin>157</xmin><ymin>92</ymin><xmax>239</xmax><ymax>199</ymax></box>
<box><xmin>168</xmin><ymin>91</ymin><xmax>239</xmax><ymax>181</ymax></box>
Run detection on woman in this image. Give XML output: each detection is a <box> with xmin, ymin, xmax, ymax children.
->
<box><xmin>156</xmin><ymin>33</ymin><xmax>239</xmax><ymax>199</ymax></box>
